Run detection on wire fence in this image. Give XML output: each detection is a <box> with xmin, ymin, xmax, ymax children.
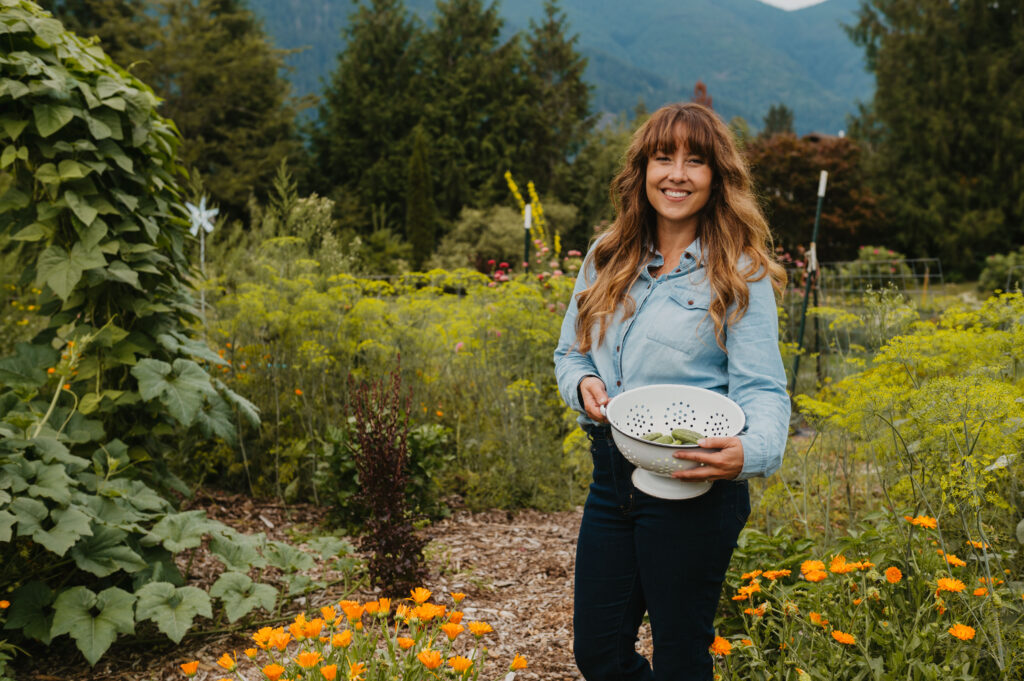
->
<box><xmin>806</xmin><ymin>257</ymin><xmax>944</xmax><ymax>296</ymax></box>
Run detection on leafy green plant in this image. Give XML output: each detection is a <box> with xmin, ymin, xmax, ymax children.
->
<box><xmin>978</xmin><ymin>245</ymin><xmax>1024</xmax><ymax>293</ymax></box>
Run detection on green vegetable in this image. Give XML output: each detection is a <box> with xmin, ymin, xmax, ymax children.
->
<box><xmin>671</xmin><ymin>428</ymin><xmax>704</xmax><ymax>444</ymax></box>
<box><xmin>643</xmin><ymin>432</ymin><xmax>663</xmax><ymax>441</ymax></box>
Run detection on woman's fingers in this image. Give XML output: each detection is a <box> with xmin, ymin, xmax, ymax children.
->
<box><xmin>579</xmin><ymin>377</ymin><xmax>609</xmax><ymax>423</ymax></box>
<box><xmin>671</xmin><ymin>436</ymin><xmax>744</xmax><ymax>480</ymax></box>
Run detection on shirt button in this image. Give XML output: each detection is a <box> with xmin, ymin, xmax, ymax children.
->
<box><xmin>684</xmin><ymin>253</ymin><xmax>692</xmax><ymax>259</ymax></box>
<box><xmin>615</xmin><ymin>345</ymin><xmax>620</xmax><ymax>351</ymax></box>
<box><xmin>616</xmin><ymin>381</ymin><xmax>621</xmax><ymax>387</ymax></box>
<box><xmin>687</xmin><ymin>299</ymin><xmax>695</xmax><ymax>305</ymax></box>
<box><xmin>675</xmin><ymin>269</ymin><xmax>680</xmax><ymax>272</ymax></box>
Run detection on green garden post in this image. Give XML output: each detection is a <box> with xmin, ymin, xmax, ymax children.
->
<box><xmin>523</xmin><ymin>202</ymin><xmax>532</xmax><ymax>270</ymax></box>
<box><xmin>790</xmin><ymin>170</ymin><xmax>828</xmax><ymax>395</ymax></box>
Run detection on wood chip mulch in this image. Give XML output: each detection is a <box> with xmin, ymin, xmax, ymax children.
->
<box><xmin>13</xmin><ymin>493</ymin><xmax>659</xmax><ymax>681</ymax></box>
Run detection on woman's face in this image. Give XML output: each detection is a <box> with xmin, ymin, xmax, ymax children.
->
<box><xmin>645</xmin><ymin>134</ymin><xmax>713</xmax><ymax>235</ymax></box>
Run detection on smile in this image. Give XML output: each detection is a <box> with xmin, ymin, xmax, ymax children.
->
<box><xmin>663</xmin><ymin>189</ymin><xmax>691</xmax><ymax>199</ymax></box>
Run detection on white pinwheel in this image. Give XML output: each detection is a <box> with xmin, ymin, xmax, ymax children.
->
<box><xmin>186</xmin><ymin>196</ymin><xmax>218</xmax><ymax>236</ymax></box>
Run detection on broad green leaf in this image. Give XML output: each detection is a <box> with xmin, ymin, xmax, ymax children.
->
<box><xmin>306</xmin><ymin>536</ymin><xmax>355</xmax><ymax>560</ymax></box>
<box><xmin>157</xmin><ymin>332</ymin><xmax>225</xmax><ymax>365</ymax></box>
<box><xmin>283</xmin><ymin>573</ymin><xmax>316</xmax><ymax>596</ymax></box>
<box><xmin>0</xmin><ymin>341</ymin><xmax>57</xmax><ymax>389</ymax></box>
<box><xmin>146</xmin><ymin>510</ymin><xmax>216</xmax><ymax>553</ymax></box>
<box><xmin>33</xmin><ymin>103</ymin><xmax>74</xmax><ymax>138</ymax></box>
<box><xmin>214</xmin><ymin>378</ymin><xmax>260</xmax><ymax>427</ymax></box>
<box><xmin>131</xmin><ymin>358</ymin><xmax>214</xmax><ymax>426</ymax></box>
<box><xmin>209</xmin><ymin>530</ymin><xmax>265</xmax><ymax>572</ymax></box>
<box><xmin>70</xmin><ymin>524</ymin><xmax>148</xmax><ymax>577</ymax></box>
<box><xmin>96</xmin><ymin>139</ymin><xmax>132</xmax><ymax>173</ymax></box>
<box><xmin>4</xmin><ymin>581</ymin><xmax>54</xmax><ymax>644</ymax></box>
<box><xmin>34</xmin><ymin>505</ymin><xmax>92</xmax><ymax>556</ymax></box>
<box><xmin>11</xmin><ymin>222</ymin><xmax>53</xmax><ymax>241</ymax></box>
<box><xmin>0</xmin><ymin>79</ymin><xmax>30</xmax><ymax>99</ymax></box>
<box><xmin>95</xmin><ymin>75</ymin><xmax>121</xmax><ymax>99</ymax></box>
<box><xmin>12</xmin><ymin>496</ymin><xmax>48</xmax><ymax>536</ymax></box>
<box><xmin>0</xmin><ymin>115</ymin><xmax>30</xmax><ymax>141</ymax></box>
<box><xmin>85</xmin><ymin>113</ymin><xmax>112</xmax><ymax>140</ymax></box>
<box><xmin>130</xmin><ymin>358</ymin><xmax>170</xmax><ymax>401</ymax></box>
<box><xmin>195</xmin><ymin>394</ymin><xmax>235</xmax><ymax>443</ymax></box>
<box><xmin>0</xmin><ymin>185</ymin><xmax>29</xmax><ymax>212</ymax></box>
<box><xmin>64</xmin><ymin>189</ymin><xmax>98</xmax><ymax>226</ymax></box>
<box><xmin>34</xmin><ymin>436</ymin><xmax>89</xmax><ymax>471</ymax></box>
<box><xmin>36</xmin><ymin>242</ymin><xmax>107</xmax><ymax>299</ymax></box>
<box><xmin>0</xmin><ymin>144</ymin><xmax>15</xmax><ymax>168</ymax></box>
<box><xmin>51</xmin><ymin>586</ymin><xmax>135</xmax><ymax>665</ymax></box>
<box><xmin>35</xmin><ymin>162</ymin><xmax>60</xmax><ymax>185</ymax></box>
<box><xmin>0</xmin><ymin>509</ymin><xmax>14</xmax><ymax>542</ymax></box>
<box><xmin>209</xmin><ymin>572</ymin><xmax>276</xmax><ymax>623</ymax></box>
<box><xmin>58</xmin><ymin>159</ymin><xmax>88</xmax><ymax>181</ymax></box>
<box><xmin>264</xmin><ymin>541</ymin><xmax>315</xmax><ymax>572</ymax></box>
<box><xmin>134</xmin><ymin>582</ymin><xmax>211</xmax><ymax>643</ymax></box>
<box><xmin>105</xmin><ymin>260</ymin><xmax>141</xmax><ymax>290</ymax></box>
<box><xmin>27</xmin><ymin>461</ymin><xmax>75</xmax><ymax>505</ymax></box>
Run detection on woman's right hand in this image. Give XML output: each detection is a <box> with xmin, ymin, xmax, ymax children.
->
<box><xmin>579</xmin><ymin>376</ymin><xmax>610</xmax><ymax>423</ymax></box>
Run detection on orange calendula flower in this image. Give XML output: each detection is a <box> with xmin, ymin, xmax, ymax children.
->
<box><xmin>709</xmin><ymin>636</ymin><xmax>732</xmax><ymax>656</ymax></box>
<box><xmin>741</xmin><ymin>570</ymin><xmax>763</xmax><ymax>581</ymax></box>
<box><xmin>302</xmin><ymin>618</ymin><xmax>324</xmax><ymax>639</ymax></box>
<box><xmin>295</xmin><ymin>651</ymin><xmax>322</xmax><ymax>669</ymax></box>
<box><xmin>320</xmin><ymin>664</ymin><xmax>338</xmax><ymax>681</ymax></box>
<box><xmin>732</xmin><ymin>582</ymin><xmax>760</xmax><ymax>601</ymax></box>
<box><xmin>252</xmin><ymin>626</ymin><xmax>276</xmax><ymax>649</ymax></box>
<box><xmin>741</xmin><ymin>639</ymin><xmax>753</xmax><ymax>647</ymax></box>
<box><xmin>0</xmin><ymin>600</ymin><xmax>9</xmax><ymax>609</ymax></box>
<box><xmin>397</xmin><ymin>636</ymin><xmax>415</xmax><ymax>649</ymax></box>
<box><xmin>907</xmin><ymin>515</ymin><xmax>937</xmax><ymax>529</ymax></box>
<box><xmin>244</xmin><ymin>648</ymin><xmax>258</xmax><ymax>659</ymax></box>
<box><xmin>468</xmin><ymin>621</ymin><xmax>493</xmax><ymax>637</ymax></box>
<box><xmin>262</xmin><ymin>663</ymin><xmax>286</xmax><ymax>681</ymax></box>
<box><xmin>377</xmin><ymin>597</ymin><xmax>391</xmax><ymax>614</ymax></box>
<box><xmin>447</xmin><ymin>655</ymin><xmax>473</xmax><ymax>673</ymax></box>
<box><xmin>804</xmin><ymin>570</ymin><xmax>827</xmax><ymax>583</ymax></box>
<box><xmin>762</xmin><ymin>569</ymin><xmax>791</xmax><ymax>580</ymax></box>
<box><xmin>410</xmin><ymin>587</ymin><xmax>431</xmax><ymax>604</ymax></box>
<box><xmin>966</xmin><ymin>539</ymin><xmax>990</xmax><ymax>550</ymax></box>
<box><xmin>829</xmin><ymin>555</ymin><xmax>857</xmax><ymax>575</ymax></box>
<box><xmin>332</xmin><ymin>630</ymin><xmax>353</xmax><ymax>648</ymax></box>
<box><xmin>269</xmin><ymin>630</ymin><xmax>291</xmax><ymax>651</ymax></box>
<box><xmin>449</xmin><ymin>610</ymin><xmax>464</xmax><ymax>624</ymax></box>
<box><xmin>809</xmin><ymin>612</ymin><xmax>829</xmax><ymax>628</ymax></box>
<box><xmin>885</xmin><ymin>567</ymin><xmax>902</xmax><ymax>584</ymax></box>
<box><xmin>441</xmin><ymin>622</ymin><xmax>464</xmax><ymax>640</ymax></box>
<box><xmin>47</xmin><ymin>367</ymin><xmax>55</xmax><ymax>375</ymax></box>
<box><xmin>217</xmin><ymin>652</ymin><xmax>237</xmax><ymax>671</ymax></box>
<box><xmin>800</xmin><ymin>560</ymin><xmax>825</xmax><ymax>575</ymax></box>
<box><xmin>348</xmin><ymin>661</ymin><xmax>367</xmax><ymax>680</ymax></box>
<box><xmin>451</xmin><ymin>592</ymin><xmax>466</xmax><ymax>603</ymax></box>
<box><xmin>395</xmin><ymin>604</ymin><xmax>411</xmax><ymax>620</ymax></box>
<box><xmin>949</xmin><ymin>623</ymin><xmax>976</xmax><ymax>641</ymax></box>
<box><xmin>936</xmin><ymin>577</ymin><xmax>967</xmax><ymax>593</ymax></box>
<box><xmin>180</xmin><ymin>661</ymin><xmax>200</xmax><ymax>676</ymax></box>
<box><xmin>321</xmin><ymin>606</ymin><xmax>337</xmax><ymax>622</ymax></box>
<box><xmin>973</xmin><ymin>587</ymin><xmax>988</xmax><ymax>597</ymax></box>
<box><xmin>743</xmin><ymin>606</ymin><xmax>766</xmax><ymax>617</ymax></box>
<box><xmin>294</xmin><ymin>388</ymin><xmax>303</xmax><ymax>396</ymax></box>
<box><xmin>510</xmin><ymin>654</ymin><xmax>528</xmax><ymax>671</ymax></box>
<box><xmin>831</xmin><ymin>630</ymin><xmax>855</xmax><ymax>645</ymax></box>
<box><xmin>852</xmin><ymin>598</ymin><xmax>863</xmax><ymax>605</ymax></box>
<box><xmin>341</xmin><ymin>603</ymin><xmax>365</xmax><ymax>621</ymax></box>
<box><xmin>945</xmin><ymin>553</ymin><xmax>967</xmax><ymax>567</ymax></box>
<box><xmin>364</xmin><ymin>600</ymin><xmax>380</xmax><ymax>615</ymax></box>
<box><xmin>417</xmin><ymin>649</ymin><xmax>442</xmax><ymax>670</ymax></box>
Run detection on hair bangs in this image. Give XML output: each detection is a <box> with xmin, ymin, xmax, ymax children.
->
<box><xmin>639</xmin><ymin>106</ymin><xmax>717</xmax><ymax>163</ymax></box>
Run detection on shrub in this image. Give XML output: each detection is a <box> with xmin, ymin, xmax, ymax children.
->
<box><xmin>978</xmin><ymin>245</ymin><xmax>1024</xmax><ymax>293</ymax></box>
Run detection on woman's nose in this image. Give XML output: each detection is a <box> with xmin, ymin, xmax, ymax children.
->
<box><xmin>668</xmin><ymin>160</ymin><xmax>687</xmax><ymax>182</ymax></box>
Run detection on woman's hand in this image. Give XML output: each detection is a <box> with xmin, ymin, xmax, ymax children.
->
<box><xmin>579</xmin><ymin>376</ymin><xmax>610</xmax><ymax>423</ymax></box>
<box><xmin>670</xmin><ymin>436</ymin><xmax>743</xmax><ymax>481</ymax></box>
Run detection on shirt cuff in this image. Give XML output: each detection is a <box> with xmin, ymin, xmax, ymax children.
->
<box><xmin>575</xmin><ymin>374</ymin><xmax>600</xmax><ymax>412</ymax></box>
<box><xmin>735</xmin><ymin>432</ymin><xmax>768</xmax><ymax>480</ymax></box>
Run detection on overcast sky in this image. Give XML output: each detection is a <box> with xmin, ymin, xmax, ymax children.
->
<box><xmin>757</xmin><ymin>0</ymin><xmax>829</xmax><ymax>9</ymax></box>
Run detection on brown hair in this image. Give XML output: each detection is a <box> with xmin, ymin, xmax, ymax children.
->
<box><xmin>574</xmin><ymin>102</ymin><xmax>785</xmax><ymax>353</ymax></box>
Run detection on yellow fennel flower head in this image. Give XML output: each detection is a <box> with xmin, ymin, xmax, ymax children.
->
<box><xmin>468</xmin><ymin>621</ymin><xmax>493</xmax><ymax>637</ymax></box>
<box><xmin>417</xmin><ymin>649</ymin><xmax>442</xmax><ymax>670</ymax></box>
<box><xmin>709</xmin><ymin>636</ymin><xmax>732</xmax><ymax>656</ymax></box>
<box><xmin>510</xmin><ymin>654</ymin><xmax>527</xmax><ymax>671</ymax></box>
<box><xmin>948</xmin><ymin>623</ymin><xmax>976</xmax><ymax>640</ymax></box>
<box><xmin>409</xmin><ymin>587</ymin><xmax>431</xmax><ymax>604</ymax></box>
<box><xmin>447</xmin><ymin>655</ymin><xmax>473</xmax><ymax>673</ymax></box>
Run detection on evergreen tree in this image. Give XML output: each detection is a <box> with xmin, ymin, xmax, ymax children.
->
<box><xmin>523</xmin><ymin>0</ymin><xmax>593</xmax><ymax>196</ymax></box>
<box><xmin>420</xmin><ymin>0</ymin><xmax>533</xmax><ymax>219</ymax></box>
<box><xmin>39</xmin><ymin>0</ymin><xmax>155</xmax><ymax>66</ymax></box>
<box><xmin>846</xmin><ymin>0</ymin><xmax>1024</xmax><ymax>273</ymax></box>
<box><xmin>137</xmin><ymin>0</ymin><xmax>301</xmax><ymax>217</ymax></box>
<box><xmin>405</xmin><ymin>126</ymin><xmax>436</xmax><ymax>270</ymax></box>
<box><xmin>312</xmin><ymin>0</ymin><xmax>423</xmax><ymax>226</ymax></box>
<box><xmin>762</xmin><ymin>103</ymin><xmax>794</xmax><ymax>137</ymax></box>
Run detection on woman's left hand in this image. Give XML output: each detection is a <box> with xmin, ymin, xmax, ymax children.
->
<box><xmin>670</xmin><ymin>436</ymin><xmax>744</xmax><ymax>481</ymax></box>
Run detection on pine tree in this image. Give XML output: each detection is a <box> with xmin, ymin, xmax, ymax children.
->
<box><xmin>405</xmin><ymin>126</ymin><xmax>436</xmax><ymax>269</ymax></box>
<box><xmin>312</xmin><ymin>0</ymin><xmax>423</xmax><ymax>225</ymax></box>
<box><xmin>762</xmin><ymin>103</ymin><xmax>794</xmax><ymax>137</ymax></box>
<box><xmin>523</xmin><ymin>0</ymin><xmax>593</xmax><ymax>196</ymax></box>
<box><xmin>846</xmin><ymin>0</ymin><xmax>1024</xmax><ymax>272</ymax></box>
<box><xmin>137</xmin><ymin>0</ymin><xmax>301</xmax><ymax>217</ymax></box>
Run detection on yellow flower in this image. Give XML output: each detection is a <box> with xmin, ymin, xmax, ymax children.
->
<box><xmin>885</xmin><ymin>567</ymin><xmax>902</xmax><ymax>584</ymax></box>
<box><xmin>800</xmin><ymin>560</ymin><xmax>825</xmax><ymax>574</ymax></box>
<box><xmin>180</xmin><ymin>661</ymin><xmax>199</xmax><ymax>676</ymax></box>
<box><xmin>510</xmin><ymin>654</ymin><xmax>527</xmax><ymax>671</ymax></box>
<box><xmin>441</xmin><ymin>622</ymin><xmax>464</xmax><ymax>640</ymax></box>
<box><xmin>948</xmin><ymin>623</ymin><xmax>976</xmax><ymax>641</ymax></box>
<box><xmin>320</xmin><ymin>664</ymin><xmax>338</xmax><ymax>681</ymax></box>
<box><xmin>417</xmin><ymin>649</ymin><xmax>442</xmax><ymax>670</ymax></box>
<box><xmin>262</xmin><ymin>663</ymin><xmax>285</xmax><ymax>681</ymax></box>
<box><xmin>936</xmin><ymin>577</ymin><xmax>967</xmax><ymax>593</ymax></box>
<box><xmin>709</xmin><ymin>636</ymin><xmax>732</xmax><ymax>656</ymax></box>
<box><xmin>217</xmin><ymin>652</ymin><xmax>236</xmax><ymax>671</ymax></box>
<box><xmin>468</xmin><ymin>621</ymin><xmax>493</xmax><ymax>637</ymax></box>
<box><xmin>332</xmin><ymin>630</ymin><xmax>353</xmax><ymax>648</ymax></box>
<box><xmin>831</xmin><ymin>630</ymin><xmax>855</xmax><ymax>645</ymax></box>
<box><xmin>397</xmin><ymin>636</ymin><xmax>415</xmax><ymax>649</ymax></box>
<box><xmin>450</xmin><ymin>592</ymin><xmax>466</xmax><ymax>603</ymax></box>
<box><xmin>447</xmin><ymin>655</ymin><xmax>473</xmax><ymax>674</ymax></box>
<box><xmin>348</xmin><ymin>661</ymin><xmax>367</xmax><ymax>680</ymax></box>
<box><xmin>410</xmin><ymin>587</ymin><xmax>431</xmax><ymax>604</ymax></box>
<box><xmin>244</xmin><ymin>648</ymin><xmax>258</xmax><ymax>659</ymax></box>
<box><xmin>295</xmin><ymin>651</ymin><xmax>322</xmax><ymax>668</ymax></box>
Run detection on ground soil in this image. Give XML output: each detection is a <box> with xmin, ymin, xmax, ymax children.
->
<box><xmin>12</xmin><ymin>491</ymin><xmax>655</xmax><ymax>681</ymax></box>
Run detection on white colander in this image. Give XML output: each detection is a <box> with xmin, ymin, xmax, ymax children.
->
<box><xmin>599</xmin><ymin>384</ymin><xmax>746</xmax><ymax>499</ymax></box>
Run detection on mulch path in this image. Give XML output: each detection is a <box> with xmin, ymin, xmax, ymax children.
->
<box><xmin>13</xmin><ymin>492</ymin><xmax>657</xmax><ymax>681</ymax></box>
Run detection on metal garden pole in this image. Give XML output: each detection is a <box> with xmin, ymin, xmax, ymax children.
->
<box><xmin>186</xmin><ymin>196</ymin><xmax>218</xmax><ymax>337</ymax></box>
<box><xmin>523</xmin><ymin>202</ymin><xmax>532</xmax><ymax>271</ymax></box>
<box><xmin>789</xmin><ymin>170</ymin><xmax>827</xmax><ymax>395</ymax></box>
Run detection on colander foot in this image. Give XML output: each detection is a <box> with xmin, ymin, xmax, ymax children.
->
<box><xmin>631</xmin><ymin>468</ymin><xmax>713</xmax><ymax>500</ymax></box>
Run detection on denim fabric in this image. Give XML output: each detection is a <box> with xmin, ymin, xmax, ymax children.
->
<box><xmin>573</xmin><ymin>425</ymin><xmax>750</xmax><ymax>681</ymax></box>
<box><xmin>553</xmin><ymin>237</ymin><xmax>791</xmax><ymax>479</ymax></box>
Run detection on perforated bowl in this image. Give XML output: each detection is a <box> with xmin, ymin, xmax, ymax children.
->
<box><xmin>600</xmin><ymin>384</ymin><xmax>745</xmax><ymax>499</ymax></box>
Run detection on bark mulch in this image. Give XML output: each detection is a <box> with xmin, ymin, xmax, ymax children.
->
<box><xmin>12</xmin><ymin>491</ymin><xmax>656</xmax><ymax>681</ymax></box>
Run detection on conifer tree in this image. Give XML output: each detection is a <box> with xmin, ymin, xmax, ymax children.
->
<box><xmin>405</xmin><ymin>126</ymin><xmax>436</xmax><ymax>269</ymax></box>
<box><xmin>524</xmin><ymin>0</ymin><xmax>593</xmax><ymax>196</ymax></box>
<box><xmin>312</xmin><ymin>0</ymin><xmax>423</xmax><ymax>226</ymax></box>
<box><xmin>762</xmin><ymin>103</ymin><xmax>794</xmax><ymax>137</ymax></box>
<box><xmin>846</xmin><ymin>0</ymin><xmax>1024</xmax><ymax>272</ymax></box>
<box><xmin>39</xmin><ymin>0</ymin><xmax>155</xmax><ymax>66</ymax></box>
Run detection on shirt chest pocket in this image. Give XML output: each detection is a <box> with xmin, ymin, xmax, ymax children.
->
<box><xmin>644</xmin><ymin>286</ymin><xmax>717</xmax><ymax>357</ymax></box>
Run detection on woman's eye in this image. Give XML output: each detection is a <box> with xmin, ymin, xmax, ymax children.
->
<box><xmin>687</xmin><ymin>157</ymin><xmax>705</xmax><ymax>165</ymax></box>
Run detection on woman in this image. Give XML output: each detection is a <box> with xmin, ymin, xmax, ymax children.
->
<box><xmin>554</xmin><ymin>102</ymin><xmax>790</xmax><ymax>680</ymax></box>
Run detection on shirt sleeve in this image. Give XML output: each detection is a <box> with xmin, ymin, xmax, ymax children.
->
<box><xmin>554</xmin><ymin>256</ymin><xmax>601</xmax><ymax>414</ymax></box>
<box><xmin>725</xmin><ymin>273</ymin><xmax>791</xmax><ymax>480</ymax></box>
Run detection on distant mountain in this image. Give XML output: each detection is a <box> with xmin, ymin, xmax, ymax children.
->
<box><xmin>249</xmin><ymin>0</ymin><xmax>873</xmax><ymax>135</ymax></box>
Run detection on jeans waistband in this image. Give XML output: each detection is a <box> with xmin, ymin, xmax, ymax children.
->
<box><xmin>582</xmin><ymin>423</ymin><xmax>613</xmax><ymax>439</ymax></box>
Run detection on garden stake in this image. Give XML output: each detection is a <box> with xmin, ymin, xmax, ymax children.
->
<box><xmin>789</xmin><ymin>170</ymin><xmax>828</xmax><ymax>395</ymax></box>
<box><xmin>186</xmin><ymin>196</ymin><xmax>218</xmax><ymax>336</ymax></box>
<box><xmin>523</xmin><ymin>202</ymin><xmax>532</xmax><ymax>271</ymax></box>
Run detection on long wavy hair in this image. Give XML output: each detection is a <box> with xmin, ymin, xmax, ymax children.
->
<box><xmin>574</xmin><ymin>102</ymin><xmax>786</xmax><ymax>353</ymax></box>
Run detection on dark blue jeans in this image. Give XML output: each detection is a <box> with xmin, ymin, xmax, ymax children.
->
<box><xmin>574</xmin><ymin>425</ymin><xmax>750</xmax><ymax>681</ymax></box>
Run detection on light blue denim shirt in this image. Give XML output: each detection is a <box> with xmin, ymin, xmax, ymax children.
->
<box><xmin>553</xmin><ymin>237</ymin><xmax>790</xmax><ymax>480</ymax></box>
